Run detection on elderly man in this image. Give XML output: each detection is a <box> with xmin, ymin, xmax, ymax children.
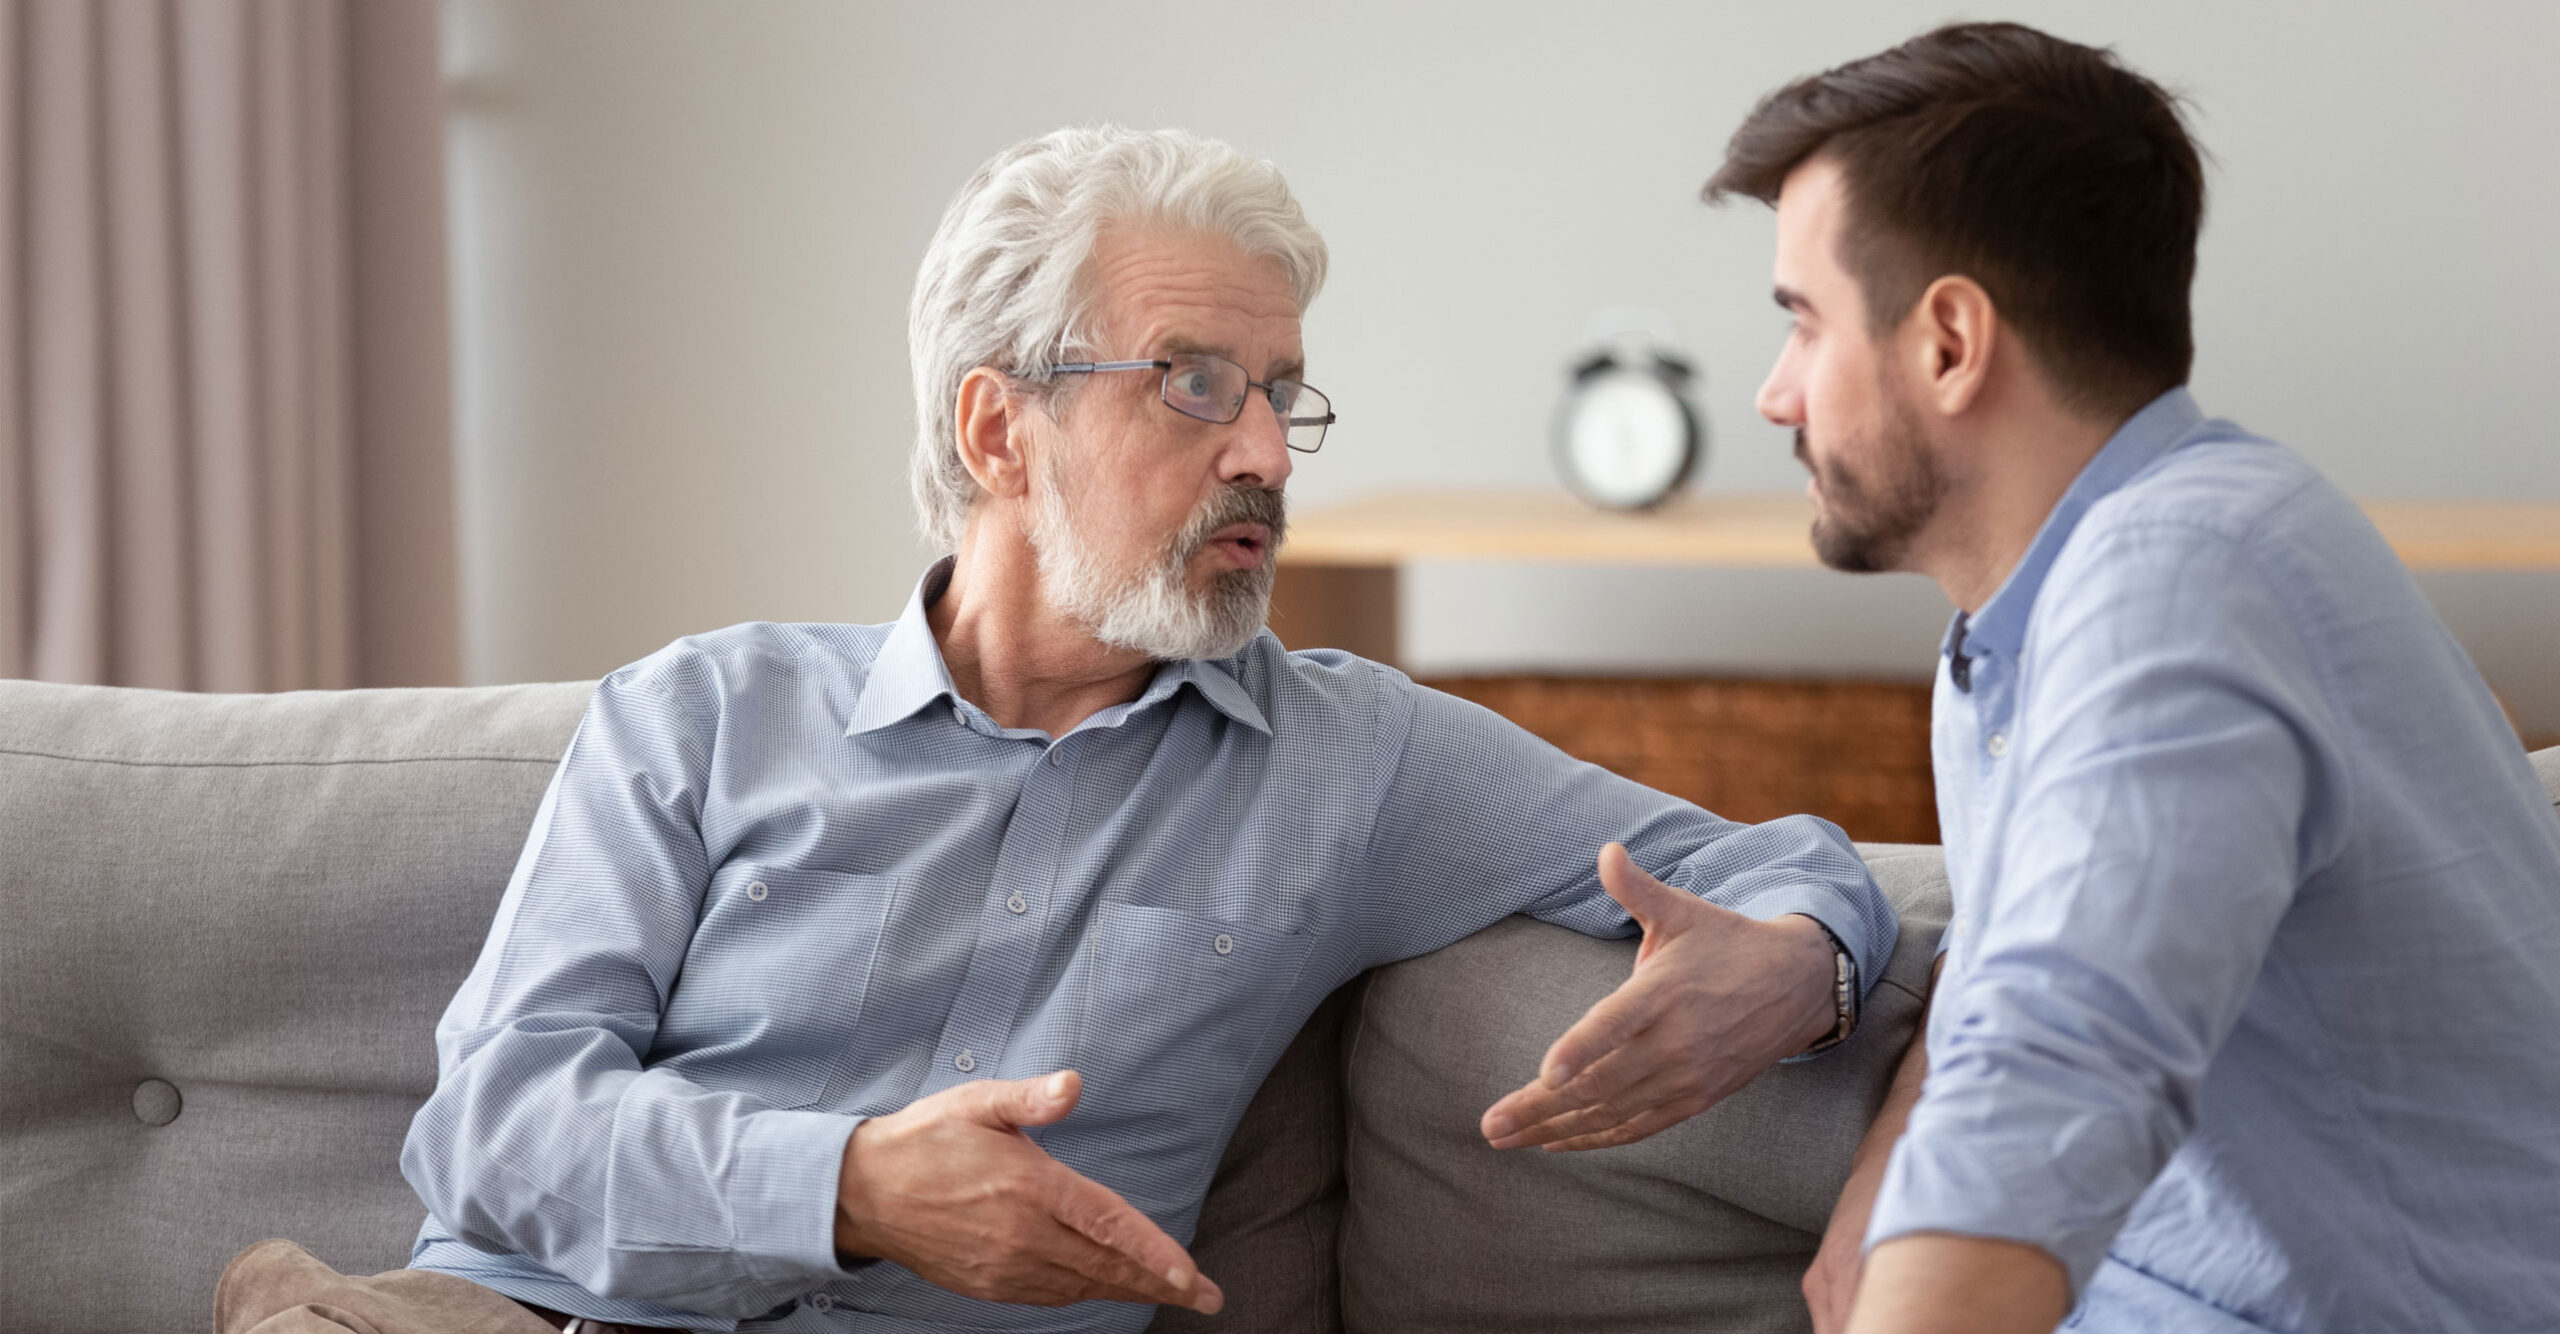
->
<box><xmin>215</xmin><ymin>125</ymin><xmax>1893</xmax><ymax>1334</ymax></box>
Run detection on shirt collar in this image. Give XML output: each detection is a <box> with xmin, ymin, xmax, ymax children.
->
<box><xmin>1959</xmin><ymin>386</ymin><xmax>2209</xmax><ymax>666</ymax></box>
<box><xmin>844</xmin><ymin>558</ymin><xmax>1273</xmax><ymax>739</ymax></box>
<box><xmin>844</xmin><ymin>558</ymin><xmax>968</xmax><ymax>737</ymax></box>
<box><xmin>1163</xmin><ymin>653</ymin><xmax>1272</xmax><ymax>735</ymax></box>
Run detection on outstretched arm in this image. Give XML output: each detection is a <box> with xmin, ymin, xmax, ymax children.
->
<box><xmin>1344</xmin><ymin>673</ymin><xmax>1892</xmax><ymax>1152</ymax></box>
<box><xmin>1354</xmin><ymin>675</ymin><xmax>1895</xmax><ymax>982</ymax></box>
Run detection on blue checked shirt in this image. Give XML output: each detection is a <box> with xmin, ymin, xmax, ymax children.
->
<box><xmin>400</xmin><ymin>559</ymin><xmax>1895</xmax><ymax>1333</ymax></box>
<box><xmin>1868</xmin><ymin>389</ymin><xmax>2560</xmax><ymax>1332</ymax></box>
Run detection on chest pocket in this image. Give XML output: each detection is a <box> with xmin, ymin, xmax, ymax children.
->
<box><xmin>650</xmin><ymin>866</ymin><xmax>903</xmax><ymax>1109</ymax></box>
<box><xmin>1069</xmin><ymin>901</ymin><xmax>1314</xmax><ymax>1205</ymax></box>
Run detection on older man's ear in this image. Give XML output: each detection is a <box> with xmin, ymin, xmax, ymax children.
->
<box><xmin>953</xmin><ymin>365</ymin><xmax>1037</xmax><ymax>501</ymax></box>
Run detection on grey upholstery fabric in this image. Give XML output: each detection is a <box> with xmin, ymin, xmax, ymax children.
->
<box><xmin>1154</xmin><ymin>978</ymin><xmax>1366</xmax><ymax>1334</ymax></box>
<box><xmin>2533</xmin><ymin>746</ymin><xmax>2560</xmax><ymax>810</ymax></box>
<box><xmin>0</xmin><ymin>680</ymin><xmax>593</xmax><ymax>1334</ymax></box>
<box><xmin>1339</xmin><ymin>846</ymin><xmax>1952</xmax><ymax>1334</ymax></box>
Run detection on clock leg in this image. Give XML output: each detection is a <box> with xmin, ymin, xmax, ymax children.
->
<box><xmin>1268</xmin><ymin>561</ymin><xmax>1400</xmax><ymax>666</ymax></box>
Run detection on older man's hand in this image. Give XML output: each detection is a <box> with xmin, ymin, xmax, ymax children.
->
<box><xmin>834</xmin><ymin>1070</ymin><xmax>1223</xmax><ymax>1313</ymax></box>
<box><xmin>1479</xmin><ymin>843</ymin><xmax>1838</xmax><ymax>1151</ymax></box>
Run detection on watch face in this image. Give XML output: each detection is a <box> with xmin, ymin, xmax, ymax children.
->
<box><xmin>1557</xmin><ymin>368</ymin><xmax>1693</xmax><ymax>508</ymax></box>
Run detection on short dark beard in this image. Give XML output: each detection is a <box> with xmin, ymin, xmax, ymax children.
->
<box><xmin>1798</xmin><ymin>384</ymin><xmax>1946</xmax><ymax>574</ymax></box>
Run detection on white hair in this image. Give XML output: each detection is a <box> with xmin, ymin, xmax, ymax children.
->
<box><xmin>906</xmin><ymin>125</ymin><xmax>1328</xmax><ymax>552</ymax></box>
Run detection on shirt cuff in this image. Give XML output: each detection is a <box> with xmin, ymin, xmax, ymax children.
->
<box><xmin>730</xmin><ymin>1108</ymin><xmax>868</xmax><ymax>1286</ymax></box>
<box><xmin>1730</xmin><ymin>870</ymin><xmax>1894</xmax><ymax>972</ymax></box>
<box><xmin>1866</xmin><ymin>1127</ymin><xmax>2126</xmax><ymax>1297</ymax></box>
<box><xmin>1723</xmin><ymin>884</ymin><xmax>1886</xmax><ymax>1066</ymax></box>
<box><xmin>1726</xmin><ymin>881</ymin><xmax>1892</xmax><ymax>1001</ymax></box>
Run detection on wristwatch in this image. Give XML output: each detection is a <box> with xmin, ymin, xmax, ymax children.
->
<box><xmin>1799</xmin><ymin>918</ymin><xmax>1860</xmax><ymax>1056</ymax></box>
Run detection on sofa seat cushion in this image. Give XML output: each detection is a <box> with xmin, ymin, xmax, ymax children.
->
<box><xmin>1339</xmin><ymin>844</ymin><xmax>1951</xmax><ymax>1334</ymax></box>
<box><xmin>0</xmin><ymin>680</ymin><xmax>592</xmax><ymax>1334</ymax></box>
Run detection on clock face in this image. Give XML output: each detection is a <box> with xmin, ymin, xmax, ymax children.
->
<box><xmin>1557</xmin><ymin>368</ymin><xmax>1694</xmax><ymax>509</ymax></box>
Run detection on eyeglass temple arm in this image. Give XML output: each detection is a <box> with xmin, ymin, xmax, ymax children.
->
<box><xmin>1044</xmin><ymin>360</ymin><xmax>1167</xmax><ymax>374</ymax></box>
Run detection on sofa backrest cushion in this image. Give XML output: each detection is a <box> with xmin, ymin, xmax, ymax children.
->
<box><xmin>1338</xmin><ymin>844</ymin><xmax>1953</xmax><ymax>1334</ymax></box>
<box><xmin>0</xmin><ymin>680</ymin><xmax>592</xmax><ymax>1334</ymax></box>
<box><xmin>0</xmin><ymin>678</ymin><xmax>1358</xmax><ymax>1333</ymax></box>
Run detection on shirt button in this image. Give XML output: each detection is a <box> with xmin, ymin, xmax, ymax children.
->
<box><xmin>1213</xmin><ymin>933</ymin><xmax>1234</xmax><ymax>956</ymax></box>
<box><xmin>745</xmin><ymin>881</ymin><xmax>768</xmax><ymax>901</ymax></box>
<box><xmin>1048</xmin><ymin>749</ymin><xmax>1064</xmax><ymax>766</ymax></box>
<box><xmin>1006</xmin><ymin>892</ymin><xmax>1028</xmax><ymax>915</ymax></box>
<box><xmin>1986</xmin><ymin>733</ymin><xmax>2010</xmax><ymax>757</ymax></box>
<box><xmin>954</xmin><ymin>1049</ymin><xmax>976</xmax><ymax>1073</ymax></box>
<box><xmin>811</xmin><ymin>1293</ymin><xmax>836</xmax><ymax>1312</ymax></box>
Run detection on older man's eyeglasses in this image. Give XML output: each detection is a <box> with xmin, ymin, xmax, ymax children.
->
<box><xmin>1044</xmin><ymin>352</ymin><xmax>1334</xmax><ymax>453</ymax></box>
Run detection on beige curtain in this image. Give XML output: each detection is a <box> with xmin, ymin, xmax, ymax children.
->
<box><xmin>0</xmin><ymin>0</ymin><xmax>457</xmax><ymax>692</ymax></box>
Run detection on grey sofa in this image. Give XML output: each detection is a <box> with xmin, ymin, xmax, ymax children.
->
<box><xmin>23</xmin><ymin>683</ymin><xmax>2532</xmax><ymax>1332</ymax></box>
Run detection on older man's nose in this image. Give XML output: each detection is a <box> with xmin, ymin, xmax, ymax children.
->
<box><xmin>1221</xmin><ymin>397</ymin><xmax>1294</xmax><ymax>489</ymax></box>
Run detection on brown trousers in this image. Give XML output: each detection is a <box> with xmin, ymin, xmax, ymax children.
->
<box><xmin>216</xmin><ymin>1239</ymin><xmax>657</xmax><ymax>1334</ymax></box>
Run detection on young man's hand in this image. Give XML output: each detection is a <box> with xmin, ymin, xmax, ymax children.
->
<box><xmin>1480</xmin><ymin>842</ymin><xmax>1837</xmax><ymax>1151</ymax></box>
<box><xmin>834</xmin><ymin>1071</ymin><xmax>1222</xmax><ymax>1314</ymax></box>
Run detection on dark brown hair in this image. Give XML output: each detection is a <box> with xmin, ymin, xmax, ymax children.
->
<box><xmin>1705</xmin><ymin>22</ymin><xmax>2204</xmax><ymax>417</ymax></box>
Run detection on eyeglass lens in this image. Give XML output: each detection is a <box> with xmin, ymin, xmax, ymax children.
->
<box><xmin>1160</xmin><ymin>353</ymin><xmax>1330</xmax><ymax>453</ymax></box>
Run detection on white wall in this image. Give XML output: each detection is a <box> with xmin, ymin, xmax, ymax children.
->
<box><xmin>441</xmin><ymin>0</ymin><xmax>2560</xmax><ymax>730</ymax></box>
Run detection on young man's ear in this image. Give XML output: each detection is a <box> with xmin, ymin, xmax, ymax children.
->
<box><xmin>1911</xmin><ymin>275</ymin><xmax>1997</xmax><ymax>417</ymax></box>
<box><xmin>954</xmin><ymin>367</ymin><xmax>1037</xmax><ymax>500</ymax></box>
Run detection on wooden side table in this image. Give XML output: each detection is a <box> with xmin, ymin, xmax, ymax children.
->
<box><xmin>1271</xmin><ymin>489</ymin><xmax>2560</xmax><ymax>666</ymax></box>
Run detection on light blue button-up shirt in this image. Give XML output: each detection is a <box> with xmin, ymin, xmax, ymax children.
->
<box><xmin>1867</xmin><ymin>388</ymin><xmax>2560</xmax><ymax>1332</ymax></box>
<box><xmin>401</xmin><ymin>560</ymin><xmax>1895</xmax><ymax>1332</ymax></box>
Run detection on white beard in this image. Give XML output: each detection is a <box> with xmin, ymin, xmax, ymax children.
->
<box><xmin>1026</xmin><ymin>447</ymin><xmax>1279</xmax><ymax>662</ymax></box>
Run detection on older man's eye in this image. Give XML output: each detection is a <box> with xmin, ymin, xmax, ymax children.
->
<box><xmin>1172</xmin><ymin>370</ymin><xmax>1214</xmax><ymax>400</ymax></box>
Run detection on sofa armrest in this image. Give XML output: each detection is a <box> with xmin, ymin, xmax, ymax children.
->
<box><xmin>1337</xmin><ymin>846</ymin><xmax>1950</xmax><ymax>1333</ymax></box>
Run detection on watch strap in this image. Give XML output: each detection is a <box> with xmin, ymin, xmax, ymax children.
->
<box><xmin>1798</xmin><ymin>917</ymin><xmax>1860</xmax><ymax>1056</ymax></box>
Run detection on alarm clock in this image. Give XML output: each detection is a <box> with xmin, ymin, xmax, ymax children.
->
<box><xmin>1550</xmin><ymin>312</ymin><xmax>1706</xmax><ymax>511</ymax></box>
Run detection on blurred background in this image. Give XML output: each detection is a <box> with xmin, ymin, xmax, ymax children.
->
<box><xmin>6</xmin><ymin>0</ymin><xmax>2555</xmax><ymax>837</ymax></box>
<box><xmin>436</xmin><ymin>1</ymin><xmax>2560</xmax><ymax>701</ymax></box>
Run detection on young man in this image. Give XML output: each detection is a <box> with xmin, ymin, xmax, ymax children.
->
<box><xmin>1705</xmin><ymin>22</ymin><xmax>2560</xmax><ymax>1334</ymax></box>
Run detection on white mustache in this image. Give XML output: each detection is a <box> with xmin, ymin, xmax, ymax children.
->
<box><xmin>1177</xmin><ymin>486</ymin><xmax>1287</xmax><ymax>560</ymax></box>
